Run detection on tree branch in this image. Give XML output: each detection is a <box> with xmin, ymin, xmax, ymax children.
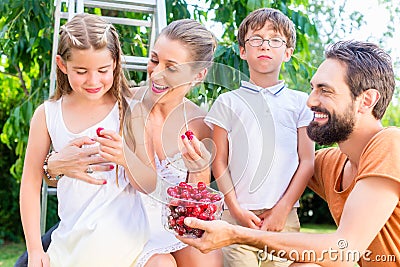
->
<box><xmin>0</xmin><ymin>71</ymin><xmax>19</xmax><ymax>79</ymax></box>
<box><xmin>14</xmin><ymin>63</ymin><xmax>29</xmax><ymax>97</ymax></box>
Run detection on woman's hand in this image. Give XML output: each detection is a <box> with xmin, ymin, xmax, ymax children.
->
<box><xmin>47</xmin><ymin>136</ymin><xmax>111</xmax><ymax>185</ymax></box>
<box><xmin>181</xmin><ymin>132</ymin><xmax>212</xmax><ymax>177</ymax></box>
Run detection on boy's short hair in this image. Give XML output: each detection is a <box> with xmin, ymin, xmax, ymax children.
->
<box><xmin>237</xmin><ymin>8</ymin><xmax>296</xmax><ymax>49</ymax></box>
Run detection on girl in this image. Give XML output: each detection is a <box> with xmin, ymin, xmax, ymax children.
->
<box><xmin>19</xmin><ymin>13</ymin><xmax>155</xmax><ymax>267</ymax></box>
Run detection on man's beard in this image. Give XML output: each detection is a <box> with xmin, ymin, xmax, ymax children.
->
<box><xmin>307</xmin><ymin>104</ymin><xmax>355</xmax><ymax>146</ymax></box>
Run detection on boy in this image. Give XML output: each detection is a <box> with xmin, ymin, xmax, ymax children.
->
<box><xmin>205</xmin><ymin>8</ymin><xmax>314</xmax><ymax>267</ymax></box>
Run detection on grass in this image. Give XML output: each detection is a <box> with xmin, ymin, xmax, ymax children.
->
<box><xmin>0</xmin><ymin>224</ymin><xmax>336</xmax><ymax>266</ymax></box>
<box><xmin>0</xmin><ymin>242</ymin><xmax>25</xmax><ymax>267</ymax></box>
<box><xmin>301</xmin><ymin>223</ymin><xmax>337</xmax><ymax>234</ymax></box>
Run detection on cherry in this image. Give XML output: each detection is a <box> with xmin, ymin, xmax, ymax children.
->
<box><xmin>192</xmin><ymin>228</ymin><xmax>205</xmax><ymax>238</ymax></box>
<box><xmin>211</xmin><ymin>194</ymin><xmax>222</xmax><ymax>202</ymax></box>
<box><xmin>198</xmin><ymin>212</ymin><xmax>209</xmax><ymax>220</ymax></box>
<box><xmin>165</xmin><ymin>181</ymin><xmax>223</xmax><ymax>238</ymax></box>
<box><xmin>167</xmin><ymin>187</ymin><xmax>178</xmax><ymax>197</ymax></box>
<box><xmin>175</xmin><ymin>206</ymin><xmax>187</xmax><ymax>216</ymax></box>
<box><xmin>191</xmin><ymin>206</ymin><xmax>202</xmax><ymax>216</ymax></box>
<box><xmin>206</xmin><ymin>203</ymin><xmax>218</xmax><ymax>214</ymax></box>
<box><xmin>179</xmin><ymin>182</ymin><xmax>188</xmax><ymax>188</ymax></box>
<box><xmin>176</xmin><ymin>216</ymin><xmax>185</xmax><ymax>226</ymax></box>
<box><xmin>177</xmin><ymin>226</ymin><xmax>186</xmax><ymax>236</ymax></box>
<box><xmin>197</xmin><ymin>181</ymin><xmax>206</xmax><ymax>191</ymax></box>
<box><xmin>185</xmin><ymin>130</ymin><xmax>194</xmax><ymax>139</ymax></box>
<box><xmin>168</xmin><ymin>216</ymin><xmax>176</xmax><ymax>227</ymax></box>
<box><xmin>96</xmin><ymin>127</ymin><xmax>105</xmax><ymax>137</ymax></box>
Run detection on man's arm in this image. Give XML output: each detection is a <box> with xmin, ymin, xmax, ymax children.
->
<box><xmin>178</xmin><ymin>176</ymin><xmax>399</xmax><ymax>267</ymax></box>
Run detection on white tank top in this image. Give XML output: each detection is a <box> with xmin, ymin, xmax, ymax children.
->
<box><xmin>45</xmin><ymin>98</ymin><xmax>149</xmax><ymax>267</ymax></box>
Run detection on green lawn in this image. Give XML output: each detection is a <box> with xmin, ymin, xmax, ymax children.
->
<box><xmin>0</xmin><ymin>224</ymin><xmax>336</xmax><ymax>267</ymax></box>
<box><xmin>0</xmin><ymin>242</ymin><xmax>25</xmax><ymax>267</ymax></box>
<box><xmin>301</xmin><ymin>223</ymin><xmax>336</xmax><ymax>234</ymax></box>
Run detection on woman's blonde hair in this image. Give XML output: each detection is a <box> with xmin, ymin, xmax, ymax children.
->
<box><xmin>159</xmin><ymin>19</ymin><xmax>217</xmax><ymax>69</ymax></box>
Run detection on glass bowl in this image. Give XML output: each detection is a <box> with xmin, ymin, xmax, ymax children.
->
<box><xmin>162</xmin><ymin>181</ymin><xmax>224</xmax><ymax>238</ymax></box>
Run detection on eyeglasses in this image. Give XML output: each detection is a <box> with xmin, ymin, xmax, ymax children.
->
<box><xmin>245</xmin><ymin>37</ymin><xmax>287</xmax><ymax>48</ymax></box>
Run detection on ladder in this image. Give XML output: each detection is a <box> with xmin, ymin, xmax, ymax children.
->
<box><xmin>40</xmin><ymin>0</ymin><xmax>167</xmax><ymax>234</ymax></box>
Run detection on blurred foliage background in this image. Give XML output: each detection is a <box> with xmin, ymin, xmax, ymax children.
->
<box><xmin>0</xmin><ymin>0</ymin><xmax>399</xmax><ymax>243</ymax></box>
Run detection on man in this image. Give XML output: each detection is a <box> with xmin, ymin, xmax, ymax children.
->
<box><xmin>177</xmin><ymin>40</ymin><xmax>400</xmax><ymax>267</ymax></box>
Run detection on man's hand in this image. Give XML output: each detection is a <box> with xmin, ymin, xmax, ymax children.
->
<box><xmin>175</xmin><ymin>217</ymin><xmax>237</xmax><ymax>254</ymax></box>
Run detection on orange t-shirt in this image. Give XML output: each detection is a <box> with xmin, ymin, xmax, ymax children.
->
<box><xmin>308</xmin><ymin>127</ymin><xmax>400</xmax><ymax>266</ymax></box>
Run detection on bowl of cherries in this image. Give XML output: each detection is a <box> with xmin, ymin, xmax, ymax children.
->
<box><xmin>162</xmin><ymin>181</ymin><xmax>224</xmax><ymax>238</ymax></box>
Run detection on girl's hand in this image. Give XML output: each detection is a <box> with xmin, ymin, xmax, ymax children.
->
<box><xmin>180</xmin><ymin>131</ymin><xmax>211</xmax><ymax>175</ymax></box>
<box><xmin>28</xmin><ymin>249</ymin><xmax>50</xmax><ymax>267</ymax></box>
<box><xmin>93</xmin><ymin>128</ymin><xmax>125</xmax><ymax>168</ymax></box>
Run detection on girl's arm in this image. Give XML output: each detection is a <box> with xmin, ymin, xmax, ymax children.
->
<box><xmin>259</xmin><ymin>126</ymin><xmax>314</xmax><ymax>231</ymax></box>
<box><xmin>94</xmin><ymin>130</ymin><xmax>157</xmax><ymax>194</ymax></box>
<box><xmin>20</xmin><ymin>104</ymin><xmax>51</xmax><ymax>265</ymax></box>
<box><xmin>95</xmin><ymin>100</ymin><xmax>157</xmax><ymax>194</ymax></box>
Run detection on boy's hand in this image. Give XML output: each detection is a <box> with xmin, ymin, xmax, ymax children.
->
<box><xmin>258</xmin><ymin>205</ymin><xmax>289</xmax><ymax>231</ymax></box>
<box><xmin>231</xmin><ymin>207</ymin><xmax>262</xmax><ymax>229</ymax></box>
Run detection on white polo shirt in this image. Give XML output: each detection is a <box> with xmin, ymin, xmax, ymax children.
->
<box><xmin>205</xmin><ymin>81</ymin><xmax>313</xmax><ymax>210</ymax></box>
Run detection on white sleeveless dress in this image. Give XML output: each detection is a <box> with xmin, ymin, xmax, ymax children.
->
<box><xmin>135</xmin><ymin>153</ymin><xmax>189</xmax><ymax>267</ymax></box>
<box><xmin>45</xmin><ymin>98</ymin><xmax>149</xmax><ymax>267</ymax></box>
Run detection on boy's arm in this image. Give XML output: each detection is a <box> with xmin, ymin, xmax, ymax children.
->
<box><xmin>179</xmin><ymin>176</ymin><xmax>399</xmax><ymax>267</ymax></box>
<box><xmin>259</xmin><ymin>126</ymin><xmax>314</xmax><ymax>231</ymax></box>
<box><xmin>212</xmin><ymin>125</ymin><xmax>261</xmax><ymax>229</ymax></box>
<box><xmin>20</xmin><ymin>104</ymin><xmax>51</xmax><ymax>265</ymax></box>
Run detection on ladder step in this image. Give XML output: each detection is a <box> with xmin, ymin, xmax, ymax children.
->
<box><xmin>84</xmin><ymin>0</ymin><xmax>156</xmax><ymax>13</ymax></box>
<box><xmin>60</xmin><ymin>12</ymin><xmax>152</xmax><ymax>27</ymax></box>
<box><xmin>123</xmin><ymin>55</ymin><xmax>148</xmax><ymax>71</ymax></box>
<box><xmin>48</xmin><ymin>188</ymin><xmax>57</xmax><ymax>195</ymax></box>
